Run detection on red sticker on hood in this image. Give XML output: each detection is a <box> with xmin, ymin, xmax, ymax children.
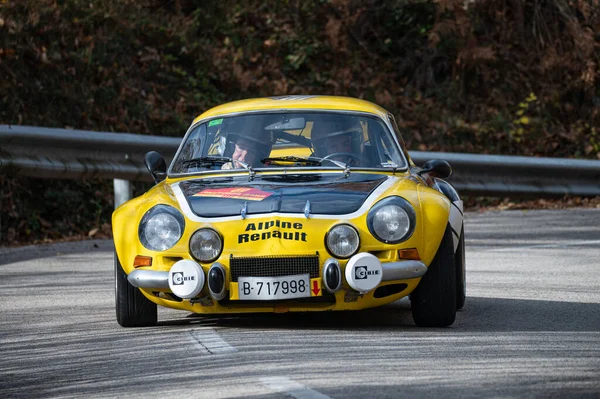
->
<box><xmin>193</xmin><ymin>187</ymin><xmax>273</xmax><ymax>201</ymax></box>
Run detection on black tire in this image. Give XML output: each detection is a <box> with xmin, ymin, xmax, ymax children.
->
<box><xmin>411</xmin><ymin>226</ymin><xmax>457</xmax><ymax>327</ymax></box>
<box><xmin>115</xmin><ymin>252</ymin><xmax>157</xmax><ymax>327</ymax></box>
<box><xmin>455</xmin><ymin>224</ymin><xmax>466</xmax><ymax>310</ymax></box>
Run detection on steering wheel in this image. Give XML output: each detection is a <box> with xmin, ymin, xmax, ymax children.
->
<box><xmin>322</xmin><ymin>152</ymin><xmax>363</xmax><ymax>165</ymax></box>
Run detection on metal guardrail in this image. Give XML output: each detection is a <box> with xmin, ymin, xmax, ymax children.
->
<box><xmin>0</xmin><ymin>125</ymin><xmax>180</xmax><ymax>181</ymax></box>
<box><xmin>410</xmin><ymin>151</ymin><xmax>600</xmax><ymax>197</ymax></box>
<box><xmin>2</xmin><ymin>125</ymin><xmax>600</xmax><ymax>204</ymax></box>
<box><xmin>0</xmin><ymin>125</ymin><xmax>181</xmax><ymax>207</ymax></box>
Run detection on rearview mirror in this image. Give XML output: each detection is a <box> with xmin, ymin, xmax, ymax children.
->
<box><xmin>144</xmin><ymin>151</ymin><xmax>167</xmax><ymax>184</ymax></box>
<box><xmin>265</xmin><ymin>117</ymin><xmax>306</xmax><ymax>130</ymax></box>
<box><xmin>419</xmin><ymin>159</ymin><xmax>452</xmax><ymax>179</ymax></box>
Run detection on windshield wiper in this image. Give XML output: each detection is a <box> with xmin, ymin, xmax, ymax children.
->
<box><xmin>261</xmin><ymin>155</ymin><xmax>349</xmax><ymax>177</ymax></box>
<box><xmin>261</xmin><ymin>156</ymin><xmax>322</xmax><ymax>166</ymax></box>
<box><xmin>180</xmin><ymin>156</ymin><xmax>233</xmax><ymax>167</ymax></box>
<box><xmin>308</xmin><ymin>156</ymin><xmax>348</xmax><ymax>170</ymax></box>
<box><xmin>179</xmin><ymin>156</ymin><xmax>251</xmax><ymax>171</ymax></box>
<box><xmin>309</xmin><ymin>156</ymin><xmax>351</xmax><ymax>178</ymax></box>
<box><xmin>261</xmin><ymin>155</ymin><xmax>348</xmax><ymax>169</ymax></box>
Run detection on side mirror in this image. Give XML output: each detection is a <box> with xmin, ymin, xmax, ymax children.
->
<box><xmin>419</xmin><ymin>159</ymin><xmax>452</xmax><ymax>179</ymax></box>
<box><xmin>144</xmin><ymin>151</ymin><xmax>167</xmax><ymax>184</ymax></box>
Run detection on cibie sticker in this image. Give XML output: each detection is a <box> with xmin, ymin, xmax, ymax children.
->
<box><xmin>168</xmin><ymin>260</ymin><xmax>205</xmax><ymax>299</ymax></box>
<box><xmin>193</xmin><ymin>187</ymin><xmax>273</xmax><ymax>201</ymax></box>
<box><xmin>345</xmin><ymin>253</ymin><xmax>382</xmax><ymax>293</ymax></box>
<box><xmin>208</xmin><ymin>118</ymin><xmax>223</xmax><ymax>127</ymax></box>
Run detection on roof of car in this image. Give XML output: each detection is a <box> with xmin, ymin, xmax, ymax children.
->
<box><xmin>192</xmin><ymin>95</ymin><xmax>390</xmax><ymax>124</ymax></box>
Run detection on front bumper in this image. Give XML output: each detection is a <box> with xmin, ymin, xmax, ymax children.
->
<box><xmin>127</xmin><ymin>270</ymin><xmax>170</xmax><ymax>289</ymax></box>
<box><xmin>127</xmin><ymin>258</ymin><xmax>427</xmax><ymax>290</ymax></box>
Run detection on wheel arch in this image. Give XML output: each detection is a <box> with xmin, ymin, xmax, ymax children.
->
<box><xmin>416</xmin><ymin>185</ymin><xmax>452</xmax><ymax>266</ymax></box>
<box><xmin>112</xmin><ymin>196</ymin><xmax>147</xmax><ymax>275</ymax></box>
<box><xmin>433</xmin><ymin>178</ymin><xmax>464</xmax><ymax>251</ymax></box>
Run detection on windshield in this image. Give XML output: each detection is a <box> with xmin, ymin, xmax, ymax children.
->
<box><xmin>169</xmin><ymin>111</ymin><xmax>407</xmax><ymax>174</ymax></box>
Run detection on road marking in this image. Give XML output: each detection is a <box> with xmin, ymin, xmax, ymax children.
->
<box><xmin>260</xmin><ymin>376</ymin><xmax>331</xmax><ymax>399</ymax></box>
<box><xmin>189</xmin><ymin>329</ymin><xmax>238</xmax><ymax>355</ymax></box>
<box><xmin>484</xmin><ymin>240</ymin><xmax>600</xmax><ymax>252</ymax></box>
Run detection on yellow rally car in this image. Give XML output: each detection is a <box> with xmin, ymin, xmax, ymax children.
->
<box><xmin>113</xmin><ymin>95</ymin><xmax>465</xmax><ymax>328</ymax></box>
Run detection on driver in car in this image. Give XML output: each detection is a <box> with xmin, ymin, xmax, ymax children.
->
<box><xmin>311</xmin><ymin>119</ymin><xmax>365</xmax><ymax>166</ymax></box>
<box><xmin>222</xmin><ymin>131</ymin><xmax>272</xmax><ymax>169</ymax></box>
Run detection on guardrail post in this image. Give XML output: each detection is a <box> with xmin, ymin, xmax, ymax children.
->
<box><xmin>113</xmin><ymin>179</ymin><xmax>132</xmax><ymax>208</ymax></box>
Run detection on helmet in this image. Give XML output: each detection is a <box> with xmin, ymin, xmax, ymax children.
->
<box><xmin>311</xmin><ymin>117</ymin><xmax>363</xmax><ymax>157</ymax></box>
<box><xmin>222</xmin><ymin>117</ymin><xmax>274</xmax><ymax>166</ymax></box>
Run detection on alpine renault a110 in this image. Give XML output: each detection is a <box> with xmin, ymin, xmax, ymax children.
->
<box><xmin>112</xmin><ymin>95</ymin><xmax>466</xmax><ymax>327</ymax></box>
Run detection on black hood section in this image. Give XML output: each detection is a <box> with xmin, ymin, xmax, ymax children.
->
<box><xmin>180</xmin><ymin>173</ymin><xmax>388</xmax><ymax>217</ymax></box>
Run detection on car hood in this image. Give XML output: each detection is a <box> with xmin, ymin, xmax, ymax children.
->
<box><xmin>178</xmin><ymin>173</ymin><xmax>389</xmax><ymax>217</ymax></box>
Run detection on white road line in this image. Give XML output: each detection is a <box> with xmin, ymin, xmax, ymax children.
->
<box><xmin>189</xmin><ymin>329</ymin><xmax>238</xmax><ymax>355</ymax></box>
<box><xmin>484</xmin><ymin>240</ymin><xmax>600</xmax><ymax>252</ymax></box>
<box><xmin>260</xmin><ymin>376</ymin><xmax>331</xmax><ymax>399</ymax></box>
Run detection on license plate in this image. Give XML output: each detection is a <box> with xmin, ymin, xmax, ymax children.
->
<box><xmin>238</xmin><ymin>274</ymin><xmax>310</xmax><ymax>300</ymax></box>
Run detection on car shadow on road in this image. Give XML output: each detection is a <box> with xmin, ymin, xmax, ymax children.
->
<box><xmin>155</xmin><ymin>295</ymin><xmax>600</xmax><ymax>332</ymax></box>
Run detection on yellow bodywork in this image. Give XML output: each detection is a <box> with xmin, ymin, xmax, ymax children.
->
<box><xmin>192</xmin><ymin>96</ymin><xmax>391</xmax><ymax>125</ymax></box>
<box><xmin>112</xmin><ymin>96</ymin><xmax>452</xmax><ymax>314</ymax></box>
<box><xmin>113</xmin><ymin>172</ymin><xmax>450</xmax><ymax>314</ymax></box>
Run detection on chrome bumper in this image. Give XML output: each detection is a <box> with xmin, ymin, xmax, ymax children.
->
<box><xmin>381</xmin><ymin>260</ymin><xmax>427</xmax><ymax>281</ymax></box>
<box><xmin>127</xmin><ymin>260</ymin><xmax>426</xmax><ymax>290</ymax></box>
<box><xmin>127</xmin><ymin>270</ymin><xmax>169</xmax><ymax>289</ymax></box>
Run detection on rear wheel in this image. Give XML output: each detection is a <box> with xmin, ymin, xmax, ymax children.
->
<box><xmin>455</xmin><ymin>224</ymin><xmax>466</xmax><ymax>310</ymax></box>
<box><xmin>411</xmin><ymin>226</ymin><xmax>457</xmax><ymax>327</ymax></box>
<box><xmin>115</xmin><ymin>252</ymin><xmax>157</xmax><ymax>327</ymax></box>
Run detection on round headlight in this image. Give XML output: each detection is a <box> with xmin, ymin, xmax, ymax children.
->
<box><xmin>372</xmin><ymin>205</ymin><xmax>410</xmax><ymax>241</ymax></box>
<box><xmin>139</xmin><ymin>205</ymin><xmax>184</xmax><ymax>251</ymax></box>
<box><xmin>367</xmin><ymin>197</ymin><xmax>415</xmax><ymax>244</ymax></box>
<box><xmin>190</xmin><ymin>228</ymin><xmax>223</xmax><ymax>262</ymax></box>
<box><xmin>326</xmin><ymin>224</ymin><xmax>359</xmax><ymax>258</ymax></box>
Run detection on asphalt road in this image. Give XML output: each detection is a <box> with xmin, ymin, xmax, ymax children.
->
<box><xmin>1</xmin><ymin>208</ymin><xmax>599</xmax><ymax>398</ymax></box>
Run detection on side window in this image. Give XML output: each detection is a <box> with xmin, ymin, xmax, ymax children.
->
<box><xmin>171</xmin><ymin>124</ymin><xmax>207</xmax><ymax>172</ymax></box>
<box><xmin>180</xmin><ymin>124</ymin><xmax>206</xmax><ymax>160</ymax></box>
<box><xmin>377</xmin><ymin>130</ymin><xmax>400</xmax><ymax>167</ymax></box>
<box><xmin>363</xmin><ymin>118</ymin><xmax>405</xmax><ymax>168</ymax></box>
<box><xmin>388</xmin><ymin>114</ymin><xmax>411</xmax><ymax>164</ymax></box>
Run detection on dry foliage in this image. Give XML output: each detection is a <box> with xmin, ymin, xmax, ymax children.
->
<box><xmin>0</xmin><ymin>0</ymin><xmax>598</xmax><ymax>245</ymax></box>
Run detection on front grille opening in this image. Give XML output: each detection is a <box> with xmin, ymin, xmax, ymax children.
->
<box><xmin>230</xmin><ymin>254</ymin><xmax>319</xmax><ymax>282</ymax></box>
<box><xmin>373</xmin><ymin>283</ymin><xmax>408</xmax><ymax>299</ymax></box>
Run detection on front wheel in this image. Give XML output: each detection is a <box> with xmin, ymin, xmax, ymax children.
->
<box><xmin>115</xmin><ymin>252</ymin><xmax>157</xmax><ymax>327</ymax></box>
<box><xmin>411</xmin><ymin>226</ymin><xmax>457</xmax><ymax>327</ymax></box>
